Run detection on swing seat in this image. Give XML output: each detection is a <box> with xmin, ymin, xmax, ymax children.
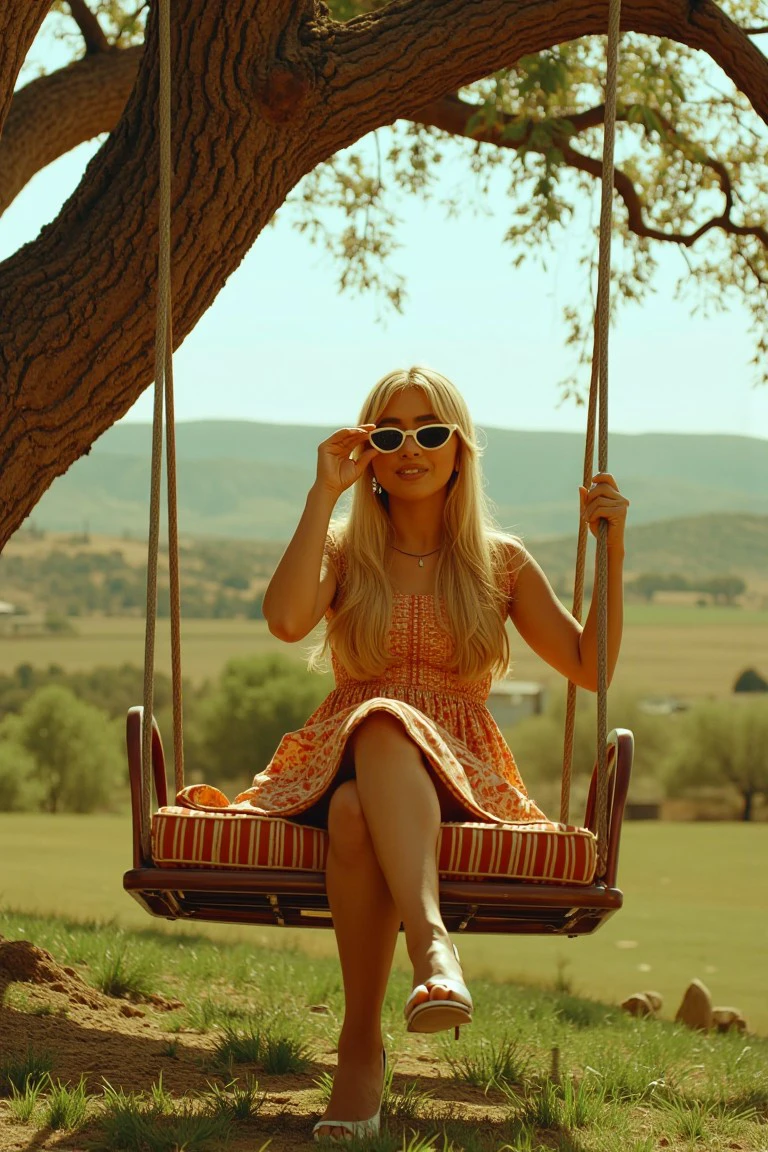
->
<box><xmin>123</xmin><ymin>708</ymin><xmax>633</xmax><ymax>936</ymax></box>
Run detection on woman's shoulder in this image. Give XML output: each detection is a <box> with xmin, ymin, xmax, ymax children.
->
<box><xmin>488</xmin><ymin>531</ymin><xmax>530</xmax><ymax>598</ymax></box>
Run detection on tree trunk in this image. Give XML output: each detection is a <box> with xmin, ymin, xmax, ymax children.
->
<box><xmin>741</xmin><ymin>789</ymin><xmax>754</xmax><ymax>822</ymax></box>
<box><xmin>0</xmin><ymin>0</ymin><xmax>766</xmax><ymax>549</ymax></box>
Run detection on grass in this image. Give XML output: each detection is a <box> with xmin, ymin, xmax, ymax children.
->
<box><xmin>42</xmin><ymin>1075</ymin><xmax>90</xmax><ymax>1130</ymax></box>
<box><xmin>0</xmin><ymin>1049</ymin><xmax>54</xmax><ymax>1096</ymax></box>
<box><xmin>442</xmin><ymin>1037</ymin><xmax>530</xmax><ymax>1089</ymax></box>
<box><xmin>93</xmin><ymin>941</ymin><xmax>157</xmax><ymax>999</ymax></box>
<box><xmin>1</xmin><ymin>817</ymin><xmax>766</xmax><ymax>1034</ymax></box>
<box><xmin>7</xmin><ymin>1077</ymin><xmax>47</xmax><ymax>1123</ymax></box>
<box><xmin>97</xmin><ymin>1081</ymin><xmax>236</xmax><ymax>1151</ymax></box>
<box><xmin>1</xmin><ymin>910</ymin><xmax>767</xmax><ymax>1151</ymax></box>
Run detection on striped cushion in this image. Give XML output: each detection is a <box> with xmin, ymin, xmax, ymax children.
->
<box><xmin>152</xmin><ymin>808</ymin><xmax>597</xmax><ymax>885</ymax></box>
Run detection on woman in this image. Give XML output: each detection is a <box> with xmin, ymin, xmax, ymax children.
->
<box><xmin>258</xmin><ymin>366</ymin><xmax>628</xmax><ymax>1141</ymax></box>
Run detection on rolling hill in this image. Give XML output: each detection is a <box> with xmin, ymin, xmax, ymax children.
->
<box><xmin>16</xmin><ymin>420</ymin><xmax>768</xmax><ymax>542</ymax></box>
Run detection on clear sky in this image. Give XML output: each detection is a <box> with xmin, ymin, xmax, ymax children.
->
<box><xmin>3</xmin><ymin>21</ymin><xmax>767</xmax><ymax>440</ymax></box>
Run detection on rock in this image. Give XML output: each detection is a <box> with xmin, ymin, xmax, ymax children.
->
<box><xmin>145</xmin><ymin>992</ymin><xmax>185</xmax><ymax>1011</ymax></box>
<box><xmin>712</xmin><ymin>1007</ymin><xmax>748</xmax><ymax>1034</ymax></box>
<box><xmin>119</xmin><ymin>1003</ymin><xmax>145</xmax><ymax>1018</ymax></box>
<box><xmin>675</xmin><ymin>979</ymin><xmax>713</xmax><ymax>1031</ymax></box>
<box><xmin>621</xmin><ymin>993</ymin><xmax>655</xmax><ymax>1018</ymax></box>
<box><xmin>643</xmin><ymin>990</ymin><xmax>663</xmax><ymax>1012</ymax></box>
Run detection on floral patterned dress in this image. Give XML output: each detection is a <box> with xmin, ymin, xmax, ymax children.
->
<box><xmin>178</xmin><ymin>539</ymin><xmax>547</xmax><ymax>827</ymax></box>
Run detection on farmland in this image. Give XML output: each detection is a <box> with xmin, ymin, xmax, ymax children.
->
<box><xmin>1</xmin><ymin>607</ymin><xmax>766</xmax><ymax>701</ymax></box>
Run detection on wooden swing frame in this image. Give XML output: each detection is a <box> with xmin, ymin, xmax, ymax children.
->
<box><xmin>124</xmin><ymin>710</ymin><xmax>633</xmax><ymax>935</ymax></box>
<box><xmin>123</xmin><ymin>0</ymin><xmax>633</xmax><ymax>939</ymax></box>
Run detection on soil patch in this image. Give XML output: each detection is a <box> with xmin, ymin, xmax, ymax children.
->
<box><xmin>0</xmin><ymin>938</ymin><xmax>508</xmax><ymax>1150</ymax></box>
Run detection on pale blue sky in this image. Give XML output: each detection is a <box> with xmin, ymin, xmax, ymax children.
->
<box><xmin>3</xmin><ymin>20</ymin><xmax>767</xmax><ymax>440</ymax></box>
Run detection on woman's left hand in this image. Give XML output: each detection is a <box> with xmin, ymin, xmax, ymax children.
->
<box><xmin>579</xmin><ymin>473</ymin><xmax>629</xmax><ymax>545</ymax></box>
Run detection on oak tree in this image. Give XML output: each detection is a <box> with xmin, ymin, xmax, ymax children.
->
<box><xmin>1</xmin><ymin>0</ymin><xmax>766</xmax><ymax>549</ymax></box>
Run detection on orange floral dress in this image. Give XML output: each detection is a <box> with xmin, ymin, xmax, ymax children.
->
<box><xmin>179</xmin><ymin>538</ymin><xmax>547</xmax><ymax>827</ymax></box>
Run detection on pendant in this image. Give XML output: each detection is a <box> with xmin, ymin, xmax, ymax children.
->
<box><xmin>418</xmin><ymin>557</ymin><xmax>424</xmax><ymax>567</ymax></box>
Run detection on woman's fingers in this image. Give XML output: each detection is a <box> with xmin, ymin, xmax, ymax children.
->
<box><xmin>580</xmin><ymin>475</ymin><xmax>629</xmax><ymax>536</ymax></box>
<box><xmin>321</xmin><ymin>425</ymin><xmax>376</xmax><ymax>447</ymax></box>
<box><xmin>316</xmin><ymin>426</ymin><xmax>378</xmax><ymax>494</ymax></box>
<box><xmin>353</xmin><ymin>445</ymin><xmax>379</xmax><ymax>476</ymax></box>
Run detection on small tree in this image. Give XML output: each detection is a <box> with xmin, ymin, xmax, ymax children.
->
<box><xmin>195</xmin><ymin>655</ymin><xmax>327</xmax><ymax>787</ymax></box>
<box><xmin>699</xmin><ymin>575</ymin><xmax>747</xmax><ymax>605</ymax></box>
<box><xmin>508</xmin><ymin>688</ymin><xmax>669</xmax><ymax>811</ymax></box>
<box><xmin>0</xmin><ymin>736</ymin><xmax>45</xmax><ymax>811</ymax></box>
<box><xmin>733</xmin><ymin>667</ymin><xmax>768</xmax><ymax>693</ymax></box>
<box><xmin>0</xmin><ymin>685</ymin><xmax>124</xmax><ymax>813</ymax></box>
<box><xmin>663</xmin><ymin>699</ymin><xmax>768</xmax><ymax>821</ymax></box>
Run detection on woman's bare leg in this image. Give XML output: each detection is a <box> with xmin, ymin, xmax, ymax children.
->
<box><xmin>351</xmin><ymin>713</ymin><xmax>465</xmax><ymax>998</ymax></box>
<box><xmin>316</xmin><ymin>780</ymin><xmax>400</xmax><ymax>1139</ymax></box>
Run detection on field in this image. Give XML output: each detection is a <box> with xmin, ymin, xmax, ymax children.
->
<box><xmin>1</xmin><ymin>815</ymin><xmax>766</xmax><ymax>1037</ymax></box>
<box><xmin>2</xmin><ymin>606</ymin><xmax>767</xmax><ymax>700</ymax></box>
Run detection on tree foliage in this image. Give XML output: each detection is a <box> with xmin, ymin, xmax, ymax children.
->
<box><xmin>733</xmin><ymin>666</ymin><xmax>768</xmax><ymax>692</ymax></box>
<box><xmin>664</xmin><ymin>697</ymin><xmax>768</xmax><ymax>820</ymax></box>
<box><xmin>508</xmin><ymin>687</ymin><xmax>670</xmax><ymax>799</ymax></box>
<box><xmin>191</xmin><ymin>654</ymin><xmax>327</xmax><ymax>786</ymax></box>
<box><xmin>0</xmin><ymin>740</ymin><xmax>44</xmax><ymax>812</ymax></box>
<box><xmin>0</xmin><ymin>684</ymin><xmax>123</xmax><ymax>813</ymax></box>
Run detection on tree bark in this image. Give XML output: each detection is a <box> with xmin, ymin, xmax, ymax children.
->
<box><xmin>0</xmin><ymin>0</ymin><xmax>766</xmax><ymax>548</ymax></box>
<box><xmin>0</xmin><ymin>1</ymin><xmax>50</xmax><ymax>136</ymax></box>
<box><xmin>0</xmin><ymin>46</ymin><xmax>142</xmax><ymax>216</ymax></box>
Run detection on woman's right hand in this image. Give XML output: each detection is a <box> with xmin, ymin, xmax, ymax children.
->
<box><xmin>315</xmin><ymin>425</ymin><xmax>379</xmax><ymax>497</ymax></box>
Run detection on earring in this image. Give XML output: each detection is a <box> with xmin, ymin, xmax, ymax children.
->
<box><xmin>372</xmin><ymin>476</ymin><xmax>383</xmax><ymax>496</ymax></box>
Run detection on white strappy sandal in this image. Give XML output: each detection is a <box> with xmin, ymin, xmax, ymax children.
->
<box><xmin>312</xmin><ymin>1050</ymin><xmax>387</xmax><ymax>1143</ymax></box>
<box><xmin>404</xmin><ymin>944</ymin><xmax>473</xmax><ymax>1038</ymax></box>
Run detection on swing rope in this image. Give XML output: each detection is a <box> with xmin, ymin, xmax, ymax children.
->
<box><xmin>560</xmin><ymin>0</ymin><xmax>622</xmax><ymax>881</ymax></box>
<box><xmin>140</xmin><ymin>0</ymin><xmax>623</xmax><ymax>875</ymax></box>
<box><xmin>141</xmin><ymin>0</ymin><xmax>184</xmax><ymax>862</ymax></box>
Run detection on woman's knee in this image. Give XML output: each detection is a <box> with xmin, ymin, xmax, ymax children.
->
<box><xmin>327</xmin><ymin>779</ymin><xmax>372</xmax><ymax>859</ymax></box>
<box><xmin>352</xmin><ymin>711</ymin><xmax>413</xmax><ymax>756</ymax></box>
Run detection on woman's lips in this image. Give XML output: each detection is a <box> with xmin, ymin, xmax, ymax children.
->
<box><xmin>395</xmin><ymin>467</ymin><xmax>428</xmax><ymax>479</ymax></box>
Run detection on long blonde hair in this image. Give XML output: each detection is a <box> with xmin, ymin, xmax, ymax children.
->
<box><xmin>319</xmin><ymin>367</ymin><xmax>519</xmax><ymax>681</ymax></box>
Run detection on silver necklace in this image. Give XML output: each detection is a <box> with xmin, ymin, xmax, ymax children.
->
<box><xmin>390</xmin><ymin>545</ymin><xmax>441</xmax><ymax>568</ymax></box>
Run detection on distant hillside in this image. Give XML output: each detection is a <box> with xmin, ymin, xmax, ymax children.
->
<box><xmin>16</xmin><ymin>420</ymin><xmax>768</xmax><ymax>541</ymax></box>
<box><xmin>3</xmin><ymin>514</ymin><xmax>765</xmax><ymax>619</ymax></box>
<box><xmin>529</xmin><ymin>513</ymin><xmax>768</xmax><ymax>585</ymax></box>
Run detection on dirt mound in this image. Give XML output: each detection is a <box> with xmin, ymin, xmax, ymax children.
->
<box><xmin>0</xmin><ymin>934</ymin><xmax>114</xmax><ymax>1011</ymax></box>
<box><xmin>0</xmin><ymin>935</ymin><xmax>184</xmax><ymax>1017</ymax></box>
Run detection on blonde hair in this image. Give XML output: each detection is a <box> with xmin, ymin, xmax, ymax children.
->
<box><xmin>317</xmin><ymin>367</ymin><xmax>519</xmax><ymax>681</ymax></box>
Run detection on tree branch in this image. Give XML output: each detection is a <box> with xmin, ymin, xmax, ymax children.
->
<box><xmin>67</xmin><ymin>0</ymin><xmax>111</xmax><ymax>55</ymax></box>
<box><xmin>559</xmin><ymin>137</ymin><xmax>768</xmax><ymax>248</ymax></box>
<box><xmin>333</xmin><ymin>0</ymin><xmax>768</xmax><ymax>130</ymax></box>
<box><xmin>413</xmin><ymin>93</ymin><xmax>768</xmax><ymax>250</ymax></box>
<box><xmin>0</xmin><ymin>45</ymin><xmax>142</xmax><ymax>216</ymax></box>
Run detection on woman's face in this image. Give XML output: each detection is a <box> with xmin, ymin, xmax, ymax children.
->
<box><xmin>370</xmin><ymin>386</ymin><xmax>459</xmax><ymax>502</ymax></box>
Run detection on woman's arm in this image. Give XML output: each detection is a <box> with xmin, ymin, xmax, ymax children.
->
<box><xmin>261</xmin><ymin>425</ymin><xmax>377</xmax><ymax>643</ymax></box>
<box><xmin>508</xmin><ymin>473</ymin><xmax>629</xmax><ymax>691</ymax></box>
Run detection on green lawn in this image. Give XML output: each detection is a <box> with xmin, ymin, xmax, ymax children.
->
<box><xmin>1</xmin><ymin>815</ymin><xmax>766</xmax><ymax>1035</ymax></box>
